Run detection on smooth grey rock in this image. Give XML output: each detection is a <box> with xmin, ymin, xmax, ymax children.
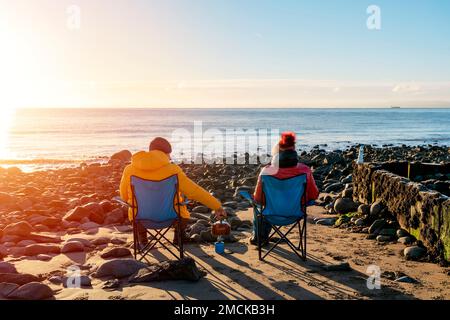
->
<box><xmin>333</xmin><ymin>198</ymin><xmax>358</xmax><ymax>214</ymax></box>
<box><xmin>0</xmin><ymin>283</ymin><xmax>19</xmax><ymax>297</ymax></box>
<box><xmin>404</xmin><ymin>246</ymin><xmax>426</xmax><ymax>260</ymax></box>
<box><xmin>376</xmin><ymin>235</ymin><xmax>393</xmax><ymax>243</ymax></box>
<box><xmin>0</xmin><ymin>262</ymin><xmax>17</xmax><ymax>274</ymax></box>
<box><xmin>7</xmin><ymin>282</ymin><xmax>54</xmax><ymax>300</ymax></box>
<box><xmin>368</xmin><ymin>219</ymin><xmax>386</xmax><ymax>234</ymax></box>
<box><xmin>370</xmin><ymin>201</ymin><xmax>383</xmax><ymax>216</ymax></box>
<box><xmin>94</xmin><ymin>259</ymin><xmax>147</xmax><ymax>278</ymax></box>
<box><xmin>398</xmin><ymin>236</ymin><xmax>415</xmax><ymax>245</ymax></box>
<box><xmin>316</xmin><ymin>218</ymin><xmax>337</xmax><ymax>226</ymax></box>
<box><xmin>61</xmin><ymin>241</ymin><xmax>85</xmax><ymax>253</ymax></box>
<box><xmin>100</xmin><ymin>247</ymin><xmax>132</xmax><ymax>259</ymax></box>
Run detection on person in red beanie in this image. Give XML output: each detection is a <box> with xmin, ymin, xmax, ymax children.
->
<box><xmin>250</xmin><ymin>132</ymin><xmax>319</xmax><ymax>245</ymax></box>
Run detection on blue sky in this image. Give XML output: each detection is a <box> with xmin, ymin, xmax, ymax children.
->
<box><xmin>1</xmin><ymin>0</ymin><xmax>450</xmax><ymax>107</ymax></box>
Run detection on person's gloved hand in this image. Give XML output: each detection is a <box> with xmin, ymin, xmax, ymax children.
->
<box><xmin>214</xmin><ymin>207</ymin><xmax>227</xmax><ymax>220</ymax></box>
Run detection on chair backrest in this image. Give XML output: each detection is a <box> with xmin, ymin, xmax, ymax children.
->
<box><xmin>131</xmin><ymin>175</ymin><xmax>179</xmax><ymax>222</ymax></box>
<box><xmin>261</xmin><ymin>174</ymin><xmax>307</xmax><ymax>220</ymax></box>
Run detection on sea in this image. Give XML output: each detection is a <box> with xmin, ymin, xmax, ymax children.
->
<box><xmin>1</xmin><ymin>108</ymin><xmax>449</xmax><ymax>171</ymax></box>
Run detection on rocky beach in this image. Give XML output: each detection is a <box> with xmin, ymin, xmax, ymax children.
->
<box><xmin>0</xmin><ymin>145</ymin><xmax>449</xmax><ymax>300</ymax></box>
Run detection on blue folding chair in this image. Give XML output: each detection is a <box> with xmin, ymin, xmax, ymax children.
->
<box><xmin>240</xmin><ymin>174</ymin><xmax>308</xmax><ymax>261</ymax></box>
<box><xmin>114</xmin><ymin>174</ymin><xmax>185</xmax><ymax>261</ymax></box>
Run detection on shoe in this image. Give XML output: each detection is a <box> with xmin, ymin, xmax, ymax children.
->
<box><xmin>249</xmin><ymin>234</ymin><xmax>268</xmax><ymax>246</ymax></box>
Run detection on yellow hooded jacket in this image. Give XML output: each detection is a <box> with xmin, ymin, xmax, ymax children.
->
<box><xmin>119</xmin><ymin>150</ymin><xmax>221</xmax><ymax>220</ymax></box>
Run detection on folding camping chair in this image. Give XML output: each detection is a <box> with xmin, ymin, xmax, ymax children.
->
<box><xmin>239</xmin><ymin>174</ymin><xmax>308</xmax><ymax>261</ymax></box>
<box><xmin>114</xmin><ymin>174</ymin><xmax>186</xmax><ymax>262</ymax></box>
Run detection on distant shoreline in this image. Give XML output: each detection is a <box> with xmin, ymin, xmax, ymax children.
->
<box><xmin>1</xmin><ymin>143</ymin><xmax>448</xmax><ymax>173</ymax></box>
<box><xmin>12</xmin><ymin>106</ymin><xmax>450</xmax><ymax>110</ymax></box>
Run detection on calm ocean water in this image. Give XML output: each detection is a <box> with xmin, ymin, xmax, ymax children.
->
<box><xmin>1</xmin><ymin>108</ymin><xmax>449</xmax><ymax>170</ymax></box>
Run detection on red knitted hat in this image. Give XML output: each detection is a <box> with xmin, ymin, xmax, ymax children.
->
<box><xmin>278</xmin><ymin>132</ymin><xmax>296</xmax><ymax>150</ymax></box>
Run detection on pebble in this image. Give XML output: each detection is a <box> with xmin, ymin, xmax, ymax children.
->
<box><xmin>315</xmin><ymin>218</ymin><xmax>337</xmax><ymax>226</ymax></box>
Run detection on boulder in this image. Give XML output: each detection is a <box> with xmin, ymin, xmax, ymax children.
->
<box><xmin>333</xmin><ymin>198</ymin><xmax>358</xmax><ymax>214</ymax></box>
<box><xmin>110</xmin><ymin>150</ymin><xmax>132</xmax><ymax>162</ymax></box>
<box><xmin>80</xmin><ymin>222</ymin><xmax>100</xmax><ymax>231</ymax></box>
<box><xmin>61</xmin><ymin>241</ymin><xmax>85</xmax><ymax>253</ymax></box>
<box><xmin>129</xmin><ymin>258</ymin><xmax>206</xmax><ymax>283</ymax></box>
<box><xmin>396</xmin><ymin>229</ymin><xmax>409</xmax><ymax>238</ymax></box>
<box><xmin>3</xmin><ymin>221</ymin><xmax>33</xmax><ymax>237</ymax></box>
<box><xmin>0</xmin><ymin>283</ymin><xmax>19</xmax><ymax>297</ymax></box>
<box><xmin>0</xmin><ymin>262</ymin><xmax>17</xmax><ymax>274</ymax></box>
<box><xmin>357</xmin><ymin>204</ymin><xmax>370</xmax><ymax>216</ymax></box>
<box><xmin>94</xmin><ymin>259</ymin><xmax>147</xmax><ymax>278</ymax></box>
<box><xmin>99</xmin><ymin>200</ymin><xmax>114</xmax><ymax>213</ymax></box>
<box><xmin>222</xmin><ymin>201</ymin><xmax>238</xmax><ymax>209</ymax></box>
<box><xmin>63</xmin><ymin>206</ymin><xmax>89</xmax><ymax>222</ymax></box>
<box><xmin>100</xmin><ymin>247</ymin><xmax>132</xmax><ymax>259</ymax></box>
<box><xmin>398</xmin><ymin>236</ymin><xmax>415</xmax><ymax>245</ymax></box>
<box><xmin>24</xmin><ymin>244</ymin><xmax>60</xmax><ymax>256</ymax></box>
<box><xmin>325</xmin><ymin>182</ymin><xmax>344</xmax><ymax>193</ymax></box>
<box><xmin>17</xmin><ymin>240</ymin><xmax>36</xmax><ymax>247</ymax></box>
<box><xmin>84</xmin><ymin>202</ymin><xmax>105</xmax><ymax>224</ymax></box>
<box><xmin>104</xmin><ymin>208</ymin><xmax>126</xmax><ymax>225</ymax></box>
<box><xmin>404</xmin><ymin>246</ymin><xmax>426</xmax><ymax>261</ymax></box>
<box><xmin>376</xmin><ymin>235</ymin><xmax>393</xmax><ymax>243</ymax></box>
<box><xmin>379</xmin><ymin>228</ymin><xmax>397</xmax><ymax>237</ymax></box>
<box><xmin>0</xmin><ymin>273</ymin><xmax>42</xmax><ymax>285</ymax></box>
<box><xmin>0</xmin><ymin>245</ymin><xmax>9</xmax><ymax>258</ymax></box>
<box><xmin>192</xmin><ymin>206</ymin><xmax>209</xmax><ymax>214</ymax></box>
<box><xmin>91</xmin><ymin>237</ymin><xmax>111</xmax><ymax>246</ymax></box>
<box><xmin>66</xmin><ymin>238</ymin><xmax>94</xmax><ymax>248</ymax></box>
<box><xmin>7</xmin><ymin>282</ymin><xmax>54</xmax><ymax>300</ymax></box>
<box><xmin>370</xmin><ymin>201</ymin><xmax>383</xmax><ymax>216</ymax></box>
<box><xmin>368</xmin><ymin>219</ymin><xmax>386</xmax><ymax>235</ymax></box>
<box><xmin>342</xmin><ymin>188</ymin><xmax>353</xmax><ymax>199</ymax></box>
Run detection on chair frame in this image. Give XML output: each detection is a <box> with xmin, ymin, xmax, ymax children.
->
<box><xmin>254</xmin><ymin>174</ymin><xmax>308</xmax><ymax>261</ymax></box>
<box><xmin>125</xmin><ymin>174</ymin><xmax>185</xmax><ymax>262</ymax></box>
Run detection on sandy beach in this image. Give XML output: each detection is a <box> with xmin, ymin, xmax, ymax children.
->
<box><xmin>1</xmin><ymin>145</ymin><xmax>449</xmax><ymax>300</ymax></box>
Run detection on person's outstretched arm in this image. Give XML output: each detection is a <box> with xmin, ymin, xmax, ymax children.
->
<box><xmin>119</xmin><ymin>165</ymin><xmax>131</xmax><ymax>204</ymax></box>
<box><xmin>177</xmin><ymin>170</ymin><xmax>223</xmax><ymax>212</ymax></box>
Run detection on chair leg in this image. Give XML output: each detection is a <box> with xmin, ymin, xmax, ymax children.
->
<box><xmin>257</xmin><ymin>215</ymin><xmax>262</xmax><ymax>261</ymax></box>
<box><xmin>303</xmin><ymin>216</ymin><xmax>307</xmax><ymax>261</ymax></box>
<box><xmin>132</xmin><ymin>221</ymin><xmax>138</xmax><ymax>260</ymax></box>
<box><xmin>178</xmin><ymin>222</ymin><xmax>184</xmax><ymax>259</ymax></box>
<box><xmin>297</xmin><ymin>221</ymin><xmax>302</xmax><ymax>250</ymax></box>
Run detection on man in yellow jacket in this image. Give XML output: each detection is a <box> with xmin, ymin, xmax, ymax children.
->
<box><xmin>120</xmin><ymin>137</ymin><xmax>226</xmax><ymax>245</ymax></box>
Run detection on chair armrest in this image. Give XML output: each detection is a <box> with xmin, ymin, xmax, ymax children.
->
<box><xmin>112</xmin><ymin>196</ymin><xmax>131</xmax><ymax>208</ymax></box>
<box><xmin>238</xmin><ymin>190</ymin><xmax>258</xmax><ymax>207</ymax></box>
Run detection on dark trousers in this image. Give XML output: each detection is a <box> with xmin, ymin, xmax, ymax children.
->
<box><xmin>253</xmin><ymin>214</ymin><xmax>272</xmax><ymax>242</ymax></box>
<box><xmin>136</xmin><ymin>219</ymin><xmax>189</xmax><ymax>246</ymax></box>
